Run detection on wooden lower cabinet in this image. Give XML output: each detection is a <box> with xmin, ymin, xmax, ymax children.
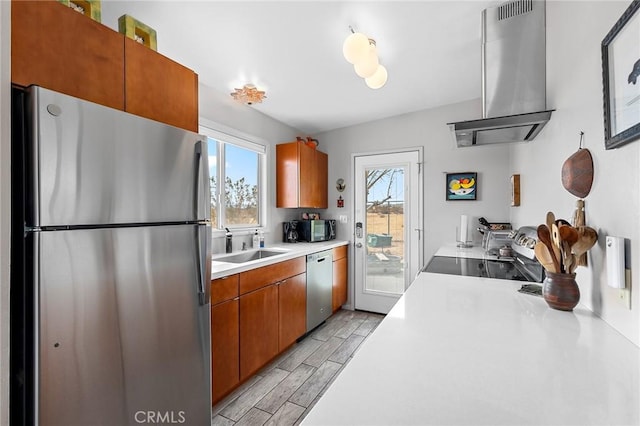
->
<box><xmin>212</xmin><ymin>256</ymin><xmax>310</xmax><ymax>401</ymax></box>
<box><xmin>278</xmin><ymin>273</ymin><xmax>307</xmax><ymax>350</ymax></box>
<box><xmin>211</xmin><ymin>298</ymin><xmax>239</xmax><ymax>403</ymax></box>
<box><xmin>333</xmin><ymin>245</ymin><xmax>348</xmax><ymax>312</ymax></box>
<box><xmin>239</xmin><ymin>284</ymin><xmax>279</xmax><ymax>381</ymax></box>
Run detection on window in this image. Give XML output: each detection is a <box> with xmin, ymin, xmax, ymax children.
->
<box><xmin>200</xmin><ymin>124</ymin><xmax>266</xmax><ymax>230</ymax></box>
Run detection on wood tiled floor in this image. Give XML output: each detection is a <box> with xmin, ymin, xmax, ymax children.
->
<box><xmin>211</xmin><ymin>309</ymin><xmax>384</xmax><ymax>426</ymax></box>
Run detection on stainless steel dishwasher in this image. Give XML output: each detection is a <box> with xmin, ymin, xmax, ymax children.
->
<box><xmin>306</xmin><ymin>249</ymin><xmax>333</xmax><ymax>331</ymax></box>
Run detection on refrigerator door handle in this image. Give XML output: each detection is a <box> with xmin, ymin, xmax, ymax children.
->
<box><xmin>196</xmin><ymin>224</ymin><xmax>211</xmax><ymax>305</ymax></box>
<box><xmin>193</xmin><ymin>140</ymin><xmax>203</xmax><ymax>221</ymax></box>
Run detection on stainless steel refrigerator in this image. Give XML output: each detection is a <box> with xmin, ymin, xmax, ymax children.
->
<box><xmin>10</xmin><ymin>86</ymin><xmax>212</xmax><ymax>425</ymax></box>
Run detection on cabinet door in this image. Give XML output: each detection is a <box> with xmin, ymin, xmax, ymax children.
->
<box><xmin>211</xmin><ymin>298</ymin><xmax>239</xmax><ymax>404</ymax></box>
<box><xmin>333</xmin><ymin>257</ymin><xmax>348</xmax><ymax>312</ymax></box>
<box><xmin>299</xmin><ymin>144</ymin><xmax>328</xmax><ymax>209</ymax></box>
<box><xmin>11</xmin><ymin>0</ymin><xmax>125</xmax><ymax>110</ymax></box>
<box><xmin>276</xmin><ymin>142</ymin><xmax>299</xmax><ymax>208</ymax></box>
<box><xmin>278</xmin><ymin>273</ymin><xmax>307</xmax><ymax>350</ymax></box>
<box><xmin>315</xmin><ymin>150</ymin><xmax>329</xmax><ymax>209</ymax></box>
<box><xmin>299</xmin><ymin>142</ymin><xmax>316</xmax><ymax>208</ymax></box>
<box><xmin>239</xmin><ymin>285</ymin><xmax>279</xmax><ymax>380</ymax></box>
<box><xmin>124</xmin><ymin>38</ymin><xmax>198</xmax><ymax>131</ymax></box>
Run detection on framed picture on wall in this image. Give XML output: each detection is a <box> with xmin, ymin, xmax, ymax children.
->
<box><xmin>602</xmin><ymin>0</ymin><xmax>640</xmax><ymax>149</ymax></box>
<box><xmin>446</xmin><ymin>172</ymin><xmax>477</xmax><ymax>201</ymax></box>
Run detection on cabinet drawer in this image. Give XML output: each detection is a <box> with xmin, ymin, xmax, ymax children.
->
<box><xmin>211</xmin><ymin>274</ymin><xmax>239</xmax><ymax>305</ymax></box>
<box><xmin>332</xmin><ymin>245</ymin><xmax>348</xmax><ymax>261</ymax></box>
<box><xmin>239</xmin><ymin>257</ymin><xmax>305</xmax><ymax>295</ymax></box>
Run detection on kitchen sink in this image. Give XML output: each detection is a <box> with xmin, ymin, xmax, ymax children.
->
<box><xmin>213</xmin><ymin>249</ymin><xmax>288</xmax><ymax>264</ymax></box>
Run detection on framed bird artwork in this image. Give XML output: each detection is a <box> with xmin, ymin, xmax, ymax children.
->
<box><xmin>602</xmin><ymin>0</ymin><xmax>640</xmax><ymax>149</ymax></box>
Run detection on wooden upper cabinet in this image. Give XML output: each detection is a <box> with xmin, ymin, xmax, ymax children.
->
<box><xmin>276</xmin><ymin>141</ymin><xmax>328</xmax><ymax>209</ymax></box>
<box><xmin>124</xmin><ymin>38</ymin><xmax>199</xmax><ymax>132</ymax></box>
<box><xmin>11</xmin><ymin>0</ymin><xmax>125</xmax><ymax>110</ymax></box>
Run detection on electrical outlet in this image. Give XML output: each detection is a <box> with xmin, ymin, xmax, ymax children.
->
<box><xmin>618</xmin><ymin>269</ymin><xmax>632</xmax><ymax>310</ymax></box>
<box><xmin>339</xmin><ymin>215</ymin><xmax>348</xmax><ymax>224</ymax></box>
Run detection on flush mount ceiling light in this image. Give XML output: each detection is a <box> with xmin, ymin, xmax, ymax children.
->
<box><xmin>230</xmin><ymin>84</ymin><xmax>266</xmax><ymax>105</ymax></box>
<box><xmin>342</xmin><ymin>26</ymin><xmax>388</xmax><ymax>89</ymax></box>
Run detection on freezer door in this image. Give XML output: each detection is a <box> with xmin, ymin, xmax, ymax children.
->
<box><xmin>28</xmin><ymin>86</ymin><xmax>210</xmax><ymax>227</ymax></box>
<box><xmin>35</xmin><ymin>225</ymin><xmax>211</xmax><ymax>425</ymax></box>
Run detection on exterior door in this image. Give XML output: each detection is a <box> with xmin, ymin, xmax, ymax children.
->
<box><xmin>353</xmin><ymin>150</ymin><xmax>422</xmax><ymax>314</ymax></box>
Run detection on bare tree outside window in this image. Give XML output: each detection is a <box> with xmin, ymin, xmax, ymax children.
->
<box><xmin>366</xmin><ymin>167</ymin><xmax>405</xmax><ymax>261</ymax></box>
<box><xmin>208</xmin><ymin>138</ymin><xmax>260</xmax><ymax>227</ymax></box>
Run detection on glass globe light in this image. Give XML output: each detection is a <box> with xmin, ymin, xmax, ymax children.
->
<box><xmin>342</xmin><ymin>32</ymin><xmax>370</xmax><ymax>65</ymax></box>
<box><xmin>354</xmin><ymin>48</ymin><xmax>379</xmax><ymax>78</ymax></box>
<box><xmin>365</xmin><ymin>65</ymin><xmax>388</xmax><ymax>89</ymax></box>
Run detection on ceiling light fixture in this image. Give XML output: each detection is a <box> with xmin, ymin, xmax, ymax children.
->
<box><xmin>230</xmin><ymin>84</ymin><xmax>266</xmax><ymax>105</ymax></box>
<box><xmin>342</xmin><ymin>27</ymin><xmax>388</xmax><ymax>89</ymax></box>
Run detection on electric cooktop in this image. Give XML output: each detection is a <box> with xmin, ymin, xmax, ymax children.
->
<box><xmin>423</xmin><ymin>256</ymin><xmax>538</xmax><ymax>282</ymax></box>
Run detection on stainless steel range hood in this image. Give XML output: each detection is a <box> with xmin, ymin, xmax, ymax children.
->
<box><xmin>448</xmin><ymin>0</ymin><xmax>553</xmax><ymax>147</ymax></box>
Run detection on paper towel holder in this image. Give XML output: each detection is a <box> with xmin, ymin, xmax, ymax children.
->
<box><xmin>456</xmin><ymin>214</ymin><xmax>473</xmax><ymax>248</ymax></box>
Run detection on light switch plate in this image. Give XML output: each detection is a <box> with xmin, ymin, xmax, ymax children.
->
<box><xmin>339</xmin><ymin>215</ymin><xmax>348</xmax><ymax>224</ymax></box>
<box><xmin>618</xmin><ymin>270</ymin><xmax>632</xmax><ymax>309</ymax></box>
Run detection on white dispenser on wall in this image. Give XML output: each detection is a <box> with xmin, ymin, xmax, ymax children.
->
<box><xmin>606</xmin><ymin>236</ymin><xmax>625</xmax><ymax>288</ymax></box>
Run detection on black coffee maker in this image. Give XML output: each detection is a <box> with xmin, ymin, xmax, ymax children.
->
<box><xmin>283</xmin><ymin>221</ymin><xmax>299</xmax><ymax>243</ymax></box>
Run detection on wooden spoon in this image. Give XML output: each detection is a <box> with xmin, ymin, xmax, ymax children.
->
<box><xmin>559</xmin><ymin>224</ymin><xmax>579</xmax><ymax>269</ymax></box>
<box><xmin>537</xmin><ymin>224</ymin><xmax>561</xmax><ymax>273</ymax></box>
<box><xmin>573</xmin><ymin>226</ymin><xmax>598</xmax><ymax>257</ymax></box>
<box><xmin>534</xmin><ymin>242</ymin><xmax>557</xmax><ymax>273</ymax></box>
<box><xmin>550</xmin><ymin>223</ymin><xmax>564</xmax><ymax>272</ymax></box>
<box><xmin>546</xmin><ymin>212</ymin><xmax>555</xmax><ymax>235</ymax></box>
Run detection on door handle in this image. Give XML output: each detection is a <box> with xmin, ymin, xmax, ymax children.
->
<box><xmin>196</xmin><ymin>224</ymin><xmax>211</xmax><ymax>305</ymax></box>
<box><xmin>356</xmin><ymin>242</ymin><xmax>363</xmax><ymax>248</ymax></box>
<box><xmin>193</xmin><ymin>140</ymin><xmax>204</xmax><ymax>220</ymax></box>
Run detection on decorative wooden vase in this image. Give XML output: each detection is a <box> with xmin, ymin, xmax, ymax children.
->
<box><xmin>543</xmin><ymin>272</ymin><xmax>580</xmax><ymax>311</ymax></box>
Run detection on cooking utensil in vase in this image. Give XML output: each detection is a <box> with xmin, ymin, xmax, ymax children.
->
<box><xmin>537</xmin><ymin>224</ymin><xmax>561</xmax><ymax>273</ymax></box>
<box><xmin>546</xmin><ymin>212</ymin><xmax>555</xmax><ymax>235</ymax></box>
<box><xmin>534</xmin><ymin>242</ymin><xmax>557</xmax><ymax>273</ymax></box>
<box><xmin>572</xmin><ymin>226</ymin><xmax>598</xmax><ymax>267</ymax></box>
<box><xmin>559</xmin><ymin>224</ymin><xmax>579</xmax><ymax>271</ymax></box>
<box><xmin>550</xmin><ymin>223</ymin><xmax>565</xmax><ymax>273</ymax></box>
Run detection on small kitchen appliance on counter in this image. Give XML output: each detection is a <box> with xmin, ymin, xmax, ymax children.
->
<box><xmin>423</xmin><ymin>226</ymin><xmax>544</xmax><ymax>284</ymax></box>
<box><xmin>283</xmin><ymin>220</ymin><xmax>299</xmax><ymax>243</ymax></box>
<box><xmin>297</xmin><ymin>219</ymin><xmax>336</xmax><ymax>242</ymax></box>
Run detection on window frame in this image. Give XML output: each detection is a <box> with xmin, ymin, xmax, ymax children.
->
<box><xmin>199</xmin><ymin>120</ymin><xmax>267</xmax><ymax>232</ymax></box>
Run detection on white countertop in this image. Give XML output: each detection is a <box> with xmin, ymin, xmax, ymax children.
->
<box><xmin>210</xmin><ymin>240</ymin><xmax>348</xmax><ymax>279</ymax></box>
<box><xmin>302</xmin><ymin>271</ymin><xmax>640</xmax><ymax>425</ymax></box>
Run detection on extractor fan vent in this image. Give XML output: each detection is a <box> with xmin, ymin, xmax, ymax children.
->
<box><xmin>498</xmin><ymin>0</ymin><xmax>533</xmax><ymax>20</ymax></box>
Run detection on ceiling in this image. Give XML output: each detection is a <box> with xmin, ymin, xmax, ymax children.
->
<box><xmin>100</xmin><ymin>1</ymin><xmax>498</xmax><ymax>134</ymax></box>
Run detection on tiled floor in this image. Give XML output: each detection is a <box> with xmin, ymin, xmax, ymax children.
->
<box><xmin>211</xmin><ymin>309</ymin><xmax>385</xmax><ymax>426</ymax></box>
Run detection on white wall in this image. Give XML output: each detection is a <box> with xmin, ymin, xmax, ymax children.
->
<box><xmin>0</xmin><ymin>1</ymin><xmax>10</xmax><ymax>424</ymax></box>
<box><xmin>316</xmin><ymin>100</ymin><xmax>512</xmax><ymax>306</ymax></box>
<box><xmin>198</xmin><ymin>82</ymin><xmax>304</xmax><ymax>252</ymax></box>
<box><xmin>510</xmin><ymin>1</ymin><xmax>639</xmax><ymax>346</ymax></box>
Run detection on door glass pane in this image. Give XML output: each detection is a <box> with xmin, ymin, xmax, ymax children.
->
<box><xmin>365</xmin><ymin>167</ymin><xmax>405</xmax><ymax>294</ymax></box>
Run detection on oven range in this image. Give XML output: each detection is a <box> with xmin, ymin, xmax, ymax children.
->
<box><xmin>423</xmin><ymin>226</ymin><xmax>545</xmax><ymax>285</ymax></box>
